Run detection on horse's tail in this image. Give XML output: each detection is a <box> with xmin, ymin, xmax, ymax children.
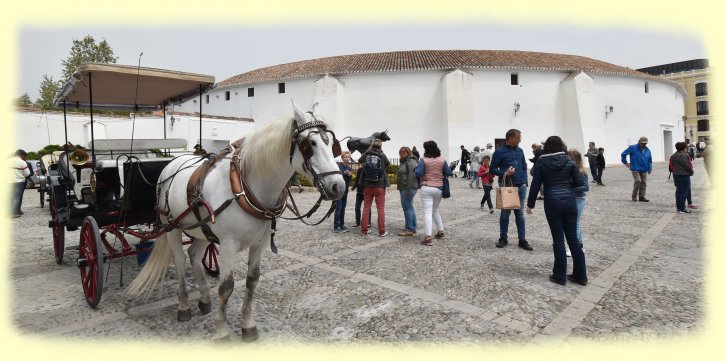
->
<box><xmin>126</xmin><ymin>232</ymin><xmax>172</xmax><ymax>298</ymax></box>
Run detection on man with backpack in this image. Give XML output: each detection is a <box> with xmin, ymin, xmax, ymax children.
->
<box><xmin>357</xmin><ymin>139</ymin><xmax>391</xmax><ymax>237</ymax></box>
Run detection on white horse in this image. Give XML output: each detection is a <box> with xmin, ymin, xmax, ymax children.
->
<box><xmin>126</xmin><ymin>102</ymin><xmax>345</xmax><ymax>341</ymax></box>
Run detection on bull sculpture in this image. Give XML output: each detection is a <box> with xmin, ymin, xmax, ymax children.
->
<box><xmin>344</xmin><ymin>130</ymin><xmax>391</xmax><ymax>157</ymax></box>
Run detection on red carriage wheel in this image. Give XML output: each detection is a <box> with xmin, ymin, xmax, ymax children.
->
<box><xmin>202</xmin><ymin>243</ymin><xmax>219</xmax><ymax>278</ymax></box>
<box><xmin>78</xmin><ymin>216</ymin><xmax>104</xmax><ymax>308</ymax></box>
<box><xmin>50</xmin><ymin>197</ymin><xmax>65</xmax><ymax>265</ymax></box>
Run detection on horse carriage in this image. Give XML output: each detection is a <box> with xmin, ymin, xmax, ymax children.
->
<box><xmin>51</xmin><ymin>62</ymin><xmax>346</xmax><ymax>340</ymax></box>
<box><xmin>50</xmin><ymin>63</ymin><xmax>220</xmax><ymax>308</ymax></box>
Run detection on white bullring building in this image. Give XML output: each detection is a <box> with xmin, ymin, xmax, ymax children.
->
<box><xmin>177</xmin><ymin>50</ymin><xmax>686</xmax><ymax>163</ymax></box>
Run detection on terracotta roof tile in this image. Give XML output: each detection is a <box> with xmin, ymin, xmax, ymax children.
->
<box><xmin>216</xmin><ymin>50</ymin><xmax>683</xmax><ymax>93</ymax></box>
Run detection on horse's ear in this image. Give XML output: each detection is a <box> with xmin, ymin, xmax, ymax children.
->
<box><xmin>291</xmin><ymin>100</ymin><xmax>307</xmax><ymax>125</ymax></box>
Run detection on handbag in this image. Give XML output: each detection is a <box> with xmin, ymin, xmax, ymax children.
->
<box><xmin>440</xmin><ymin>160</ymin><xmax>451</xmax><ymax>198</ymax></box>
<box><xmin>496</xmin><ymin>173</ymin><xmax>520</xmax><ymax>209</ymax></box>
<box><xmin>441</xmin><ymin>176</ymin><xmax>451</xmax><ymax>199</ymax></box>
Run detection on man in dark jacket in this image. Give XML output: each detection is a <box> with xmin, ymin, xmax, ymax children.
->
<box><xmin>358</xmin><ymin>139</ymin><xmax>391</xmax><ymax>237</ymax></box>
<box><xmin>586</xmin><ymin>142</ymin><xmax>599</xmax><ymax>183</ymax></box>
<box><xmin>670</xmin><ymin>142</ymin><xmax>694</xmax><ymax>213</ymax></box>
<box><xmin>490</xmin><ymin>129</ymin><xmax>532</xmax><ymax>251</ymax></box>
<box><xmin>460</xmin><ymin>145</ymin><xmax>470</xmax><ymax>179</ymax></box>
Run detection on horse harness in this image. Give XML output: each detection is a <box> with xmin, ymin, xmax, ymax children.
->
<box><xmin>156</xmin><ymin>118</ymin><xmax>343</xmax><ymax>251</ymax></box>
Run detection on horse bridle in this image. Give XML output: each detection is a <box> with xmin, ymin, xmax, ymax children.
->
<box><xmin>289</xmin><ymin>114</ymin><xmax>342</xmax><ymax>198</ymax></box>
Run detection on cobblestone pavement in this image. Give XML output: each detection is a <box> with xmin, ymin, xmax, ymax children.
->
<box><xmin>8</xmin><ymin>160</ymin><xmax>709</xmax><ymax>346</ymax></box>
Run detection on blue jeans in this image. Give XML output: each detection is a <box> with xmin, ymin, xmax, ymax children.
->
<box><xmin>11</xmin><ymin>181</ymin><xmax>25</xmax><ymax>214</ymax></box>
<box><xmin>543</xmin><ymin>197</ymin><xmax>587</xmax><ymax>283</ymax></box>
<box><xmin>334</xmin><ymin>190</ymin><xmax>349</xmax><ymax>229</ymax></box>
<box><xmin>499</xmin><ymin>184</ymin><xmax>527</xmax><ymax>240</ymax></box>
<box><xmin>673</xmin><ymin>174</ymin><xmax>690</xmax><ymax>211</ymax></box>
<box><xmin>589</xmin><ymin>163</ymin><xmax>598</xmax><ymax>182</ymax></box>
<box><xmin>575</xmin><ymin>197</ymin><xmax>586</xmax><ymax>244</ymax></box>
<box><xmin>400</xmin><ymin>189</ymin><xmax>417</xmax><ymax>232</ymax></box>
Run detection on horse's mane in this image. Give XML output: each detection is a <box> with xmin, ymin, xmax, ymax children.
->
<box><xmin>240</xmin><ymin>117</ymin><xmax>295</xmax><ymax>179</ymax></box>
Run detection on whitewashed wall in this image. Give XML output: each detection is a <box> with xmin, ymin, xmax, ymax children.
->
<box><xmin>13</xmin><ymin>110</ymin><xmax>255</xmax><ymax>155</ymax></box>
<box><xmin>176</xmin><ymin>68</ymin><xmax>685</xmax><ymax>165</ymax></box>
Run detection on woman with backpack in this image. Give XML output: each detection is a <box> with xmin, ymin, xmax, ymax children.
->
<box><xmin>415</xmin><ymin>140</ymin><xmax>453</xmax><ymax>246</ymax></box>
<box><xmin>397</xmin><ymin>146</ymin><xmax>419</xmax><ymax>236</ymax></box>
<box><xmin>358</xmin><ymin>139</ymin><xmax>390</xmax><ymax>237</ymax></box>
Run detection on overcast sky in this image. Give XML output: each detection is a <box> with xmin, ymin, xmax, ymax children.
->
<box><xmin>18</xmin><ymin>23</ymin><xmax>705</xmax><ymax>100</ymax></box>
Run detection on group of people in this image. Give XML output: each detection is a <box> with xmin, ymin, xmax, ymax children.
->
<box><xmin>332</xmin><ymin>139</ymin><xmax>452</xmax><ymax>246</ymax></box>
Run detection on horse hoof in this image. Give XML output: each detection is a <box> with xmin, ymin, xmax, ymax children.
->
<box><xmin>241</xmin><ymin>326</ymin><xmax>259</xmax><ymax>342</ymax></box>
<box><xmin>198</xmin><ymin>301</ymin><xmax>212</xmax><ymax>314</ymax></box>
<box><xmin>177</xmin><ymin>309</ymin><xmax>192</xmax><ymax>322</ymax></box>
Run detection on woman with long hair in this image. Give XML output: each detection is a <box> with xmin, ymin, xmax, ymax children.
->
<box><xmin>414</xmin><ymin>140</ymin><xmax>453</xmax><ymax>246</ymax></box>
<box><xmin>397</xmin><ymin>146</ymin><xmax>419</xmax><ymax>236</ymax></box>
<box><xmin>526</xmin><ymin>136</ymin><xmax>587</xmax><ymax>286</ymax></box>
<box><xmin>567</xmin><ymin>149</ymin><xmax>589</xmax><ymax>256</ymax></box>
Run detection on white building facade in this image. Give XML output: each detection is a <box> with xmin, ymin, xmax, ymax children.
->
<box><xmin>14</xmin><ymin>109</ymin><xmax>254</xmax><ymax>154</ymax></box>
<box><xmin>173</xmin><ymin>50</ymin><xmax>687</xmax><ymax>164</ymax></box>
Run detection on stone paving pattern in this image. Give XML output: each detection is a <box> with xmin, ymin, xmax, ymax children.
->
<box><xmin>9</xmin><ymin>160</ymin><xmax>707</xmax><ymax>344</ymax></box>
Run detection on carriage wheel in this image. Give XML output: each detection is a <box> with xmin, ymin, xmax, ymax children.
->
<box><xmin>50</xmin><ymin>197</ymin><xmax>65</xmax><ymax>265</ymax></box>
<box><xmin>202</xmin><ymin>243</ymin><xmax>219</xmax><ymax>278</ymax></box>
<box><xmin>78</xmin><ymin>216</ymin><xmax>104</xmax><ymax>308</ymax></box>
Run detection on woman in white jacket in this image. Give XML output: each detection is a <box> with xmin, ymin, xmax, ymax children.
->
<box><xmin>11</xmin><ymin>149</ymin><xmax>31</xmax><ymax>218</ymax></box>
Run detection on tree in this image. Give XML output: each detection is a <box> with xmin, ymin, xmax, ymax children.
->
<box><xmin>15</xmin><ymin>93</ymin><xmax>33</xmax><ymax>107</ymax></box>
<box><xmin>34</xmin><ymin>75</ymin><xmax>61</xmax><ymax>111</ymax></box>
<box><xmin>61</xmin><ymin>35</ymin><xmax>118</xmax><ymax>81</ymax></box>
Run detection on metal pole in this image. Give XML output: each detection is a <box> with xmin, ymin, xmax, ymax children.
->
<box><xmin>89</xmin><ymin>72</ymin><xmax>96</xmax><ymax>165</ymax></box>
<box><xmin>163</xmin><ymin>102</ymin><xmax>167</xmax><ymax>140</ymax></box>
<box><xmin>63</xmin><ymin>101</ymin><xmax>69</xmax><ymax>147</ymax></box>
<box><xmin>198</xmin><ymin>84</ymin><xmax>203</xmax><ymax>148</ymax></box>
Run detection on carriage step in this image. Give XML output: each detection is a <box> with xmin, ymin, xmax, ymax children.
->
<box><xmin>66</xmin><ymin>245</ymin><xmax>80</xmax><ymax>251</ymax></box>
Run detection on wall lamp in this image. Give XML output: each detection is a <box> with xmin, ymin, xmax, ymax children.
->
<box><xmin>514</xmin><ymin>102</ymin><xmax>521</xmax><ymax>117</ymax></box>
<box><xmin>169</xmin><ymin>115</ymin><xmax>176</xmax><ymax>129</ymax></box>
<box><xmin>605</xmin><ymin>105</ymin><xmax>614</xmax><ymax>119</ymax></box>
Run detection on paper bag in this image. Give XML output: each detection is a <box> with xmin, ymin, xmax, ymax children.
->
<box><xmin>496</xmin><ymin>174</ymin><xmax>520</xmax><ymax>210</ymax></box>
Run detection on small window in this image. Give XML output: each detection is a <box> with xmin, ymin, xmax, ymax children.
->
<box><xmin>510</xmin><ymin>73</ymin><xmax>519</xmax><ymax>85</ymax></box>
<box><xmin>205</xmin><ymin>94</ymin><xmax>209</xmax><ymax>104</ymax></box>
<box><xmin>698</xmin><ymin>119</ymin><xmax>709</xmax><ymax>132</ymax></box>
<box><xmin>225</xmin><ymin>91</ymin><xmax>231</xmax><ymax>101</ymax></box>
<box><xmin>247</xmin><ymin>87</ymin><xmax>254</xmax><ymax>97</ymax></box>
<box><xmin>695</xmin><ymin>82</ymin><xmax>707</xmax><ymax>96</ymax></box>
<box><xmin>278</xmin><ymin>83</ymin><xmax>286</xmax><ymax>94</ymax></box>
<box><xmin>644</xmin><ymin>82</ymin><xmax>649</xmax><ymax>93</ymax></box>
<box><xmin>697</xmin><ymin>101</ymin><xmax>709</xmax><ymax>116</ymax></box>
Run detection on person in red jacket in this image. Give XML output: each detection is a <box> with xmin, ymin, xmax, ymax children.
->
<box><xmin>478</xmin><ymin>155</ymin><xmax>495</xmax><ymax>214</ymax></box>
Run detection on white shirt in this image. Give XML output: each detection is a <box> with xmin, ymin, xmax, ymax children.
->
<box><xmin>11</xmin><ymin>156</ymin><xmax>30</xmax><ymax>183</ymax></box>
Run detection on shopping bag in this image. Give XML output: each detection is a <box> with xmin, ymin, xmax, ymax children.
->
<box><xmin>496</xmin><ymin>174</ymin><xmax>520</xmax><ymax>210</ymax></box>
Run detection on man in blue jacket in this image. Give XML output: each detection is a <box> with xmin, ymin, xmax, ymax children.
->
<box><xmin>621</xmin><ymin>136</ymin><xmax>653</xmax><ymax>202</ymax></box>
<box><xmin>490</xmin><ymin>129</ymin><xmax>533</xmax><ymax>251</ymax></box>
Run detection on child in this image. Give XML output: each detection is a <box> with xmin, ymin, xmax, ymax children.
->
<box><xmin>477</xmin><ymin>155</ymin><xmax>495</xmax><ymax>214</ymax></box>
<box><xmin>333</xmin><ymin>151</ymin><xmax>353</xmax><ymax>233</ymax></box>
<box><xmin>350</xmin><ymin>167</ymin><xmax>371</xmax><ymax>228</ymax></box>
<box><xmin>596</xmin><ymin>147</ymin><xmax>606</xmax><ymax>186</ymax></box>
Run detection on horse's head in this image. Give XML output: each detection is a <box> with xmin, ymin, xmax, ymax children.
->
<box><xmin>290</xmin><ymin>101</ymin><xmax>346</xmax><ymax>201</ymax></box>
<box><xmin>377</xmin><ymin>129</ymin><xmax>391</xmax><ymax>142</ymax></box>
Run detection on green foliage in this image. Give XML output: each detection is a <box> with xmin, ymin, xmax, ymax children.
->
<box><xmin>35</xmin><ymin>75</ymin><xmax>61</xmax><ymax>111</ymax></box>
<box><xmin>26</xmin><ymin>152</ymin><xmax>39</xmax><ymax>160</ymax></box>
<box><xmin>16</xmin><ymin>93</ymin><xmax>33</xmax><ymax>107</ymax></box>
<box><xmin>386</xmin><ymin>164</ymin><xmax>398</xmax><ymax>174</ymax></box>
<box><xmin>39</xmin><ymin>144</ymin><xmax>62</xmax><ymax>156</ymax></box>
<box><xmin>388</xmin><ymin>173</ymin><xmax>397</xmax><ymax>186</ymax></box>
<box><xmin>298</xmin><ymin>174</ymin><xmax>313</xmax><ymax>187</ymax></box>
<box><xmin>61</xmin><ymin>35</ymin><xmax>118</xmax><ymax>81</ymax></box>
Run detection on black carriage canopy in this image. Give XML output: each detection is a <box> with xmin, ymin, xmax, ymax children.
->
<box><xmin>53</xmin><ymin>63</ymin><xmax>216</xmax><ymax>111</ymax></box>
